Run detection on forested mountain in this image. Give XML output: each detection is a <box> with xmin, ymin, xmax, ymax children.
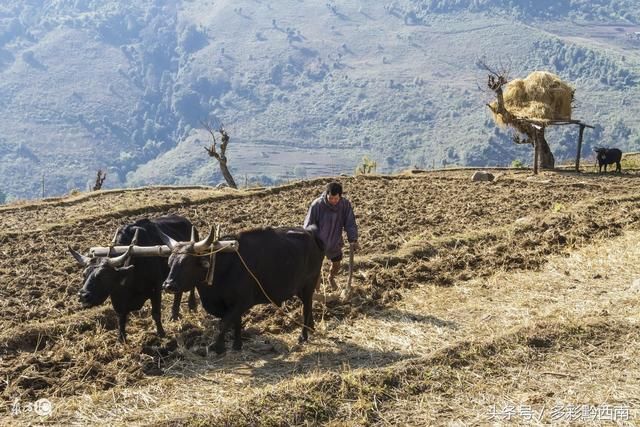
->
<box><xmin>0</xmin><ymin>0</ymin><xmax>639</xmax><ymax>199</ymax></box>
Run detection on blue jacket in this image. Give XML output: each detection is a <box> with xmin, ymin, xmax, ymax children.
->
<box><xmin>304</xmin><ymin>194</ymin><xmax>358</xmax><ymax>259</ymax></box>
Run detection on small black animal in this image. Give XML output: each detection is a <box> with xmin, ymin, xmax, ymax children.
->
<box><xmin>594</xmin><ymin>147</ymin><xmax>622</xmax><ymax>173</ymax></box>
<box><xmin>69</xmin><ymin>215</ymin><xmax>198</xmax><ymax>342</ymax></box>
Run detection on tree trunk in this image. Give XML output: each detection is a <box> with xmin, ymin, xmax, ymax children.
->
<box><xmin>533</xmin><ymin>137</ymin><xmax>539</xmax><ymax>175</ymax></box>
<box><xmin>575</xmin><ymin>125</ymin><xmax>585</xmax><ymax>172</ymax></box>
<box><xmin>219</xmin><ymin>160</ymin><xmax>237</xmax><ymax>189</ymax></box>
<box><xmin>538</xmin><ymin>132</ymin><xmax>555</xmax><ymax>169</ymax></box>
<box><xmin>493</xmin><ymin>87</ymin><xmax>513</xmax><ymax>124</ymax></box>
<box><xmin>496</xmin><ymin>87</ymin><xmax>505</xmax><ymax>111</ymax></box>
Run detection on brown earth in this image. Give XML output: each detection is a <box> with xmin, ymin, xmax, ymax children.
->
<box><xmin>1</xmin><ymin>170</ymin><xmax>639</xmax><ymax>425</ymax></box>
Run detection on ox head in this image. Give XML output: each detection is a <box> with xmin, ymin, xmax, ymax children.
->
<box><xmin>593</xmin><ymin>146</ymin><xmax>606</xmax><ymax>159</ymax></box>
<box><xmin>160</xmin><ymin>226</ymin><xmax>215</xmax><ymax>294</ymax></box>
<box><xmin>69</xmin><ymin>229</ymin><xmax>137</xmax><ymax>307</ymax></box>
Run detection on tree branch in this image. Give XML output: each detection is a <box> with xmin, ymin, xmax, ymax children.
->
<box><xmin>204</xmin><ymin>144</ymin><xmax>221</xmax><ymax>160</ymax></box>
<box><xmin>202</xmin><ymin>119</ymin><xmax>223</xmax><ymax>160</ymax></box>
<box><xmin>201</xmin><ymin>119</ymin><xmax>237</xmax><ymax>188</ymax></box>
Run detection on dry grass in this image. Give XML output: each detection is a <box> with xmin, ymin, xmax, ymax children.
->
<box><xmin>490</xmin><ymin>71</ymin><xmax>574</xmax><ymax>126</ymax></box>
<box><xmin>622</xmin><ymin>152</ymin><xmax>640</xmax><ymax>170</ymax></box>
<box><xmin>35</xmin><ymin>230</ymin><xmax>640</xmax><ymax>426</ymax></box>
<box><xmin>2</xmin><ymin>170</ymin><xmax>640</xmax><ymax>425</ymax></box>
<box><xmin>0</xmin><ymin>178</ymin><xmax>327</xmax><ymax>236</ymax></box>
<box><xmin>155</xmin><ymin>231</ymin><xmax>640</xmax><ymax>426</ymax></box>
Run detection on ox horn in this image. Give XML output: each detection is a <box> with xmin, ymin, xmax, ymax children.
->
<box><xmin>190</xmin><ymin>226</ymin><xmax>197</xmax><ymax>243</ymax></box>
<box><xmin>131</xmin><ymin>228</ymin><xmax>140</xmax><ymax>245</ymax></box>
<box><xmin>69</xmin><ymin>246</ymin><xmax>92</xmax><ymax>267</ymax></box>
<box><xmin>110</xmin><ymin>227</ymin><xmax>120</xmax><ymax>245</ymax></box>
<box><xmin>106</xmin><ymin>227</ymin><xmax>121</xmax><ymax>257</ymax></box>
<box><xmin>105</xmin><ymin>246</ymin><xmax>133</xmax><ymax>267</ymax></box>
<box><xmin>157</xmin><ymin>227</ymin><xmax>178</xmax><ymax>250</ymax></box>
<box><xmin>193</xmin><ymin>225</ymin><xmax>216</xmax><ymax>253</ymax></box>
<box><xmin>123</xmin><ymin>229</ymin><xmax>140</xmax><ymax>268</ymax></box>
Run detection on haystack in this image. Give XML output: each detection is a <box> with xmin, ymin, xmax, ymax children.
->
<box><xmin>490</xmin><ymin>71</ymin><xmax>574</xmax><ymax>126</ymax></box>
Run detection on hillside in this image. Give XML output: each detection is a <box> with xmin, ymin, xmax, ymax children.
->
<box><xmin>0</xmin><ymin>1</ymin><xmax>639</xmax><ymax>200</ymax></box>
<box><xmin>1</xmin><ymin>170</ymin><xmax>640</xmax><ymax>424</ymax></box>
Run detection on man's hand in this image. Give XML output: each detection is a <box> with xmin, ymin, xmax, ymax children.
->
<box><xmin>349</xmin><ymin>241</ymin><xmax>360</xmax><ymax>253</ymax></box>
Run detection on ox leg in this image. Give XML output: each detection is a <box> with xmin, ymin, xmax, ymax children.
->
<box><xmin>617</xmin><ymin>162</ymin><xmax>622</xmax><ymax>173</ymax></box>
<box><xmin>188</xmin><ymin>289</ymin><xmax>197</xmax><ymax>312</ymax></box>
<box><xmin>171</xmin><ymin>292</ymin><xmax>183</xmax><ymax>320</ymax></box>
<box><xmin>298</xmin><ymin>283</ymin><xmax>316</xmax><ymax>343</ymax></box>
<box><xmin>152</xmin><ymin>292</ymin><xmax>166</xmax><ymax>337</ymax></box>
<box><xmin>117</xmin><ymin>312</ymin><xmax>128</xmax><ymax>343</ymax></box>
<box><xmin>213</xmin><ymin>306</ymin><xmax>244</xmax><ymax>354</ymax></box>
<box><xmin>232</xmin><ymin>318</ymin><xmax>243</xmax><ymax>351</ymax></box>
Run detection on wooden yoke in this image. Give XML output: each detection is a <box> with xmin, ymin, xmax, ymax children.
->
<box><xmin>89</xmin><ymin>240</ymin><xmax>239</xmax><ymax>257</ymax></box>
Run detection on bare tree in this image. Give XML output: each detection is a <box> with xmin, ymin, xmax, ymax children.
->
<box><xmin>202</xmin><ymin>121</ymin><xmax>237</xmax><ymax>189</ymax></box>
<box><xmin>480</xmin><ymin>60</ymin><xmax>555</xmax><ymax>170</ymax></box>
<box><xmin>93</xmin><ymin>169</ymin><xmax>106</xmax><ymax>191</ymax></box>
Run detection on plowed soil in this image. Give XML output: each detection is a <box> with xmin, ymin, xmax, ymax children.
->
<box><xmin>1</xmin><ymin>170</ymin><xmax>640</xmax><ymax>425</ymax></box>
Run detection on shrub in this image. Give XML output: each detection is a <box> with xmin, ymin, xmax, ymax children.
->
<box><xmin>621</xmin><ymin>152</ymin><xmax>640</xmax><ymax>170</ymax></box>
<box><xmin>355</xmin><ymin>156</ymin><xmax>377</xmax><ymax>175</ymax></box>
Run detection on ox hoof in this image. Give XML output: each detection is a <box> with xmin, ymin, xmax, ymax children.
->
<box><xmin>210</xmin><ymin>343</ymin><xmax>226</xmax><ymax>355</ymax></box>
<box><xmin>298</xmin><ymin>334</ymin><xmax>308</xmax><ymax>344</ymax></box>
<box><xmin>157</xmin><ymin>329</ymin><xmax>166</xmax><ymax>338</ymax></box>
<box><xmin>232</xmin><ymin>341</ymin><xmax>242</xmax><ymax>351</ymax></box>
<box><xmin>170</xmin><ymin>313</ymin><xmax>182</xmax><ymax>321</ymax></box>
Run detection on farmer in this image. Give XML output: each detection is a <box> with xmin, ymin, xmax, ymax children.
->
<box><xmin>304</xmin><ymin>181</ymin><xmax>359</xmax><ymax>290</ymax></box>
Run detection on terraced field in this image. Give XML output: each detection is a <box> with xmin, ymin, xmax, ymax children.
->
<box><xmin>1</xmin><ymin>170</ymin><xmax>639</xmax><ymax>425</ymax></box>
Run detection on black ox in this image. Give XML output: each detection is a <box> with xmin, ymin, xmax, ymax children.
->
<box><xmin>69</xmin><ymin>215</ymin><xmax>197</xmax><ymax>342</ymax></box>
<box><xmin>594</xmin><ymin>147</ymin><xmax>622</xmax><ymax>173</ymax></box>
<box><xmin>160</xmin><ymin>226</ymin><xmax>324</xmax><ymax>354</ymax></box>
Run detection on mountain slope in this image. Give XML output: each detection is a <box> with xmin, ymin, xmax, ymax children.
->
<box><xmin>0</xmin><ymin>1</ymin><xmax>639</xmax><ymax>199</ymax></box>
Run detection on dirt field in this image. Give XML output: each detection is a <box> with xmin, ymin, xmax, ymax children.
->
<box><xmin>1</xmin><ymin>170</ymin><xmax>640</xmax><ymax>425</ymax></box>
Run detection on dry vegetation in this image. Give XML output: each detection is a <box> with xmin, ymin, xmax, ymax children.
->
<box><xmin>1</xmin><ymin>170</ymin><xmax>640</xmax><ymax>425</ymax></box>
<box><xmin>490</xmin><ymin>71</ymin><xmax>575</xmax><ymax>125</ymax></box>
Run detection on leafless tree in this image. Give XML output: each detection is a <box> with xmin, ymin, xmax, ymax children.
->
<box><xmin>93</xmin><ymin>169</ymin><xmax>106</xmax><ymax>191</ymax></box>
<box><xmin>202</xmin><ymin>121</ymin><xmax>237</xmax><ymax>189</ymax></box>
<box><xmin>479</xmin><ymin>59</ymin><xmax>555</xmax><ymax>171</ymax></box>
